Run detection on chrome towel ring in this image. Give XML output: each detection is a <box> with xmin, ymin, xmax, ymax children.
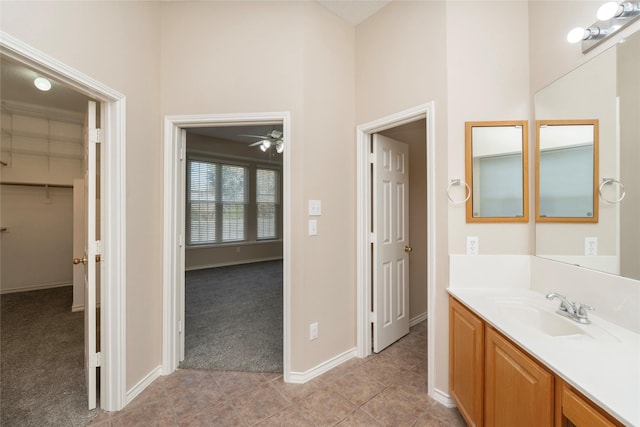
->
<box><xmin>447</xmin><ymin>178</ymin><xmax>471</xmax><ymax>204</ymax></box>
<box><xmin>599</xmin><ymin>177</ymin><xmax>625</xmax><ymax>204</ymax></box>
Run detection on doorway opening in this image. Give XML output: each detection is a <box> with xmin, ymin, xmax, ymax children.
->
<box><xmin>356</xmin><ymin>102</ymin><xmax>437</xmax><ymax>395</ymax></box>
<box><xmin>180</xmin><ymin>125</ymin><xmax>284</xmax><ymax>372</ymax></box>
<box><xmin>163</xmin><ymin>112</ymin><xmax>291</xmax><ymax>381</ymax></box>
<box><xmin>0</xmin><ymin>33</ymin><xmax>126</xmax><ymax>412</ymax></box>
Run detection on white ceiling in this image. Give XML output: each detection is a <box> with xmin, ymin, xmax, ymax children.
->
<box><xmin>317</xmin><ymin>0</ymin><xmax>391</xmax><ymax>25</ymax></box>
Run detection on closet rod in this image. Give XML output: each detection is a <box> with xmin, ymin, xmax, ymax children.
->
<box><xmin>0</xmin><ymin>181</ymin><xmax>73</xmax><ymax>189</ymax></box>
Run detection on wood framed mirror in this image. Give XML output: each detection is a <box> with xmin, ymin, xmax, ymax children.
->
<box><xmin>535</xmin><ymin>119</ymin><xmax>599</xmax><ymax>223</ymax></box>
<box><xmin>465</xmin><ymin>120</ymin><xmax>529</xmax><ymax>223</ymax></box>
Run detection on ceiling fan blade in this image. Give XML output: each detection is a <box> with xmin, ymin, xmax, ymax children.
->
<box><xmin>248</xmin><ymin>141</ymin><xmax>264</xmax><ymax>146</ymax></box>
<box><xmin>238</xmin><ymin>134</ymin><xmax>266</xmax><ymax>139</ymax></box>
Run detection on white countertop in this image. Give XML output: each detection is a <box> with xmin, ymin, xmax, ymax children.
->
<box><xmin>448</xmin><ymin>287</ymin><xmax>640</xmax><ymax>426</ymax></box>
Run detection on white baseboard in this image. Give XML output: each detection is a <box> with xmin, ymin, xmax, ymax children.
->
<box><xmin>287</xmin><ymin>347</ymin><xmax>358</xmax><ymax>384</ymax></box>
<box><xmin>185</xmin><ymin>257</ymin><xmax>283</xmax><ymax>272</ymax></box>
<box><xmin>431</xmin><ymin>386</ymin><xmax>456</xmax><ymax>408</ymax></box>
<box><xmin>410</xmin><ymin>312</ymin><xmax>428</xmax><ymax>327</ymax></box>
<box><xmin>126</xmin><ymin>365</ymin><xmax>163</xmax><ymax>406</ymax></box>
<box><xmin>0</xmin><ymin>282</ymin><xmax>71</xmax><ymax>295</ymax></box>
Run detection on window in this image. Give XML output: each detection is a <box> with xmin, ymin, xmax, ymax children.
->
<box><xmin>256</xmin><ymin>168</ymin><xmax>280</xmax><ymax>240</ymax></box>
<box><xmin>188</xmin><ymin>160</ymin><xmax>247</xmax><ymax>245</ymax></box>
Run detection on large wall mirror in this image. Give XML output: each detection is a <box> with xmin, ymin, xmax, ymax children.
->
<box><xmin>536</xmin><ymin>119</ymin><xmax>599</xmax><ymax>222</ymax></box>
<box><xmin>534</xmin><ymin>29</ymin><xmax>640</xmax><ymax>281</ymax></box>
<box><xmin>465</xmin><ymin>121</ymin><xmax>529</xmax><ymax>223</ymax></box>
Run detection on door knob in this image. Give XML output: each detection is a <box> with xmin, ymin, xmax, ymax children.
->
<box><xmin>404</xmin><ymin>246</ymin><xmax>413</xmax><ymax>253</ymax></box>
<box><xmin>73</xmin><ymin>256</ymin><xmax>87</xmax><ymax>265</ymax></box>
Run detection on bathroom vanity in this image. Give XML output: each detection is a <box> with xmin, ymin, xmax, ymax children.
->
<box><xmin>448</xmin><ymin>288</ymin><xmax>638</xmax><ymax>427</ymax></box>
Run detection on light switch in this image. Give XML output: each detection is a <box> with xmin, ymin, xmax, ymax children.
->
<box><xmin>308</xmin><ymin>200</ymin><xmax>322</xmax><ymax>216</ymax></box>
<box><xmin>308</xmin><ymin>219</ymin><xmax>318</xmax><ymax>236</ymax></box>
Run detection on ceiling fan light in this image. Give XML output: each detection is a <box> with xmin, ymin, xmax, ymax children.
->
<box><xmin>276</xmin><ymin>141</ymin><xmax>284</xmax><ymax>153</ymax></box>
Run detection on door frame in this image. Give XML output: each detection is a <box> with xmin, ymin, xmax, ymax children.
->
<box><xmin>162</xmin><ymin>112</ymin><xmax>291</xmax><ymax>380</ymax></box>
<box><xmin>356</xmin><ymin>102</ymin><xmax>437</xmax><ymax>394</ymax></box>
<box><xmin>0</xmin><ymin>31</ymin><xmax>127</xmax><ymax>411</ymax></box>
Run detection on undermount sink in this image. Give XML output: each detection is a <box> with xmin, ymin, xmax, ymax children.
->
<box><xmin>496</xmin><ymin>301</ymin><xmax>591</xmax><ymax>338</ymax></box>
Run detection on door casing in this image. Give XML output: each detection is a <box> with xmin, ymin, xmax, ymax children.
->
<box><xmin>162</xmin><ymin>112</ymin><xmax>292</xmax><ymax>381</ymax></box>
<box><xmin>356</xmin><ymin>102</ymin><xmax>437</xmax><ymax>397</ymax></box>
<box><xmin>0</xmin><ymin>31</ymin><xmax>127</xmax><ymax>411</ymax></box>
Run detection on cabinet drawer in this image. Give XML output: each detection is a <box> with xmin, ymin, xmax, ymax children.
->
<box><xmin>557</xmin><ymin>380</ymin><xmax>623</xmax><ymax>427</ymax></box>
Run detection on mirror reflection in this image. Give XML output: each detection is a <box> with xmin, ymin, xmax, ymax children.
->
<box><xmin>534</xmin><ymin>29</ymin><xmax>640</xmax><ymax>281</ymax></box>
<box><xmin>465</xmin><ymin>121</ymin><xmax>528</xmax><ymax>223</ymax></box>
<box><xmin>536</xmin><ymin>120</ymin><xmax>599</xmax><ymax>222</ymax></box>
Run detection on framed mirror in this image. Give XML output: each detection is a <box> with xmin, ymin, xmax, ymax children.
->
<box><xmin>465</xmin><ymin>121</ymin><xmax>529</xmax><ymax>223</ymax></box>
<box><xmin>536</xmin><ymin>119</ymin><xmax>599</xmax><ymax>223</ymax></box>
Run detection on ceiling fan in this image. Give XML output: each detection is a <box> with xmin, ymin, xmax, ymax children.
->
<box><xmin>241</xmin><ymin>129</ymin><xmax>284</xmax><ymax>153</ymax></box>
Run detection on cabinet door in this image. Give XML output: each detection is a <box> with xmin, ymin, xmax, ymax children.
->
<box><xmin>485</xmin><ymin>326</ymin><xmax>553</xmax><ymax>427</ymax></box>
<box><xmin>556</xmin><ymin>380</ymin><xmax>623</xmax><ymax>427</ymax></box>
<box><xmin>449</xmin><ymin>296</ymin><xmax>484</xmax><ymax>427</ymax></box>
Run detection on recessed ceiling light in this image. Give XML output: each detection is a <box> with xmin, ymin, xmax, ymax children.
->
<box><xmin>34</xmin><ymin>77</ymin><xmax>52</xmax><ymax>91</ymax></box>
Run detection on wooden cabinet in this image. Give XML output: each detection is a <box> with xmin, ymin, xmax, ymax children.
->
<box><xmin>449</xmin><ymin>296</ymin><xmax>622</xmax><ymax>427</ymax></box>
<box><xmin>485</xmin><ymin>326</ymin><xmax>554</xmax><ymax>427</ymax></box>
<box><xmin>555</xmin><ymin>380</ymin><xmax>623</xmax><ymax>427</ymax></box>
<box><xmin>449</xmin><ymin>297</ymin><xmax>484</xmax><ymax>427</ymax></box>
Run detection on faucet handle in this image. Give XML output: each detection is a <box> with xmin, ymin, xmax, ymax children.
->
<box><xmin>577</xmin><ymin>302</ymin><xmax>594</xmax><ymax>317</ymax></box>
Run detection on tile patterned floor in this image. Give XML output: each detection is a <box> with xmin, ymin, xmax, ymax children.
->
<box><xmin>88</xmin><ymin>322</ymin><xmax>465</xmax><ymax>426</ymax></box>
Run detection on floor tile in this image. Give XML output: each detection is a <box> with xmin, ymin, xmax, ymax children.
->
<box><xmin>86</xmin><ymin>321</ymin><xmax>465</xmax><ymax>427</ymax></box>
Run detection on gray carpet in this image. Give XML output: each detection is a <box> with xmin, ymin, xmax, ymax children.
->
<box><xmin>179</xmin><ymin>260</ymin><xmax>283</xmax><ymax>373</ymax></box>
<box><xmin>0</xmin><ymin>287</ymin><xmax>99</xmax><ymax>427</ymax></box>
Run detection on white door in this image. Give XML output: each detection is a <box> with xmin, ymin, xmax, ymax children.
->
<box><xmin>81</xmin><ymin>100</ymin><xmax>99</xmax><ymax>409</ymax></box>
<box><xmin>372</xmin><ymin>134</ymin><xmax>410</xmax><ymax>353</ymax></box>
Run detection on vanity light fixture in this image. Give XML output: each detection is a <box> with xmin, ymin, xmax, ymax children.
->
<box><xmin>597</xmin><ymin>1</ymin><xmax>640</xmax><ymax>20</ymax></box>
<box><xmin>567</xmin><ymin>26</ymin><xmax>609</xmax><ymax>43</ymax></box>
<box><xmin>33</xmin><ymin>77</ymin><xmax>52</xmax><ymax>91</ymax></box>
<box><xmin>568</xmin><ymin>1</ymin><xmax>640</xmax><ymax>53</ymax></box>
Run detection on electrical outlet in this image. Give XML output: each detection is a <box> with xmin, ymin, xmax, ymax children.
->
<box><xmin>309</xmin><ymin>322</ymin><xmax>318</xmax><ymax>340</ymax></box>
<box><xmin>585</xmin><ymin>237</ymin><xmax>598</xmax><ymax>256</ymax></box>
<box><xmin>308</xmin><ymin>200</ymin><xmax>322</xmax><ymax>216</ymax></box>
<box><xmin>466</xmin><ymin>236</ymin><xmax>479</xmax><ymax>255</ymax></box>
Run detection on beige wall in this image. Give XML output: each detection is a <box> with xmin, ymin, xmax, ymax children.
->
<box><xmin>159</xmin><ymin>1</ymin><xmax>357</xmax><ymax>373</ymax></box>
<box><xmin>356</xmin><ymin>0</ymin><xmax>532</xmax><ymax>395</ymax></box>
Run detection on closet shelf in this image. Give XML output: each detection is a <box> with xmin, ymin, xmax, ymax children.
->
<box><xmin>0</xmin><ymin>181</ymin><xmax>73</xmax><ymax>189</ymax></box>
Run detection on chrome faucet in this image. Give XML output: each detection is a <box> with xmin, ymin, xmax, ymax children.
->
<box><xmin>546</xmin><ymin>293</ymin><xmax>593</xmax><ymax>324</ymax></box>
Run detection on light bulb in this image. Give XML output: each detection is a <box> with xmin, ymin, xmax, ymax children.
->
<box><xmin>567</xmin><ymin>27</ymin><xmax>587</xmax><ymax>43</ymax></box>
<box><xmin>597</xmin><ymin>2</ymin><xmax>621</xmax><ymax>20</ymax></box>
<box><xmin>34</xmin><ymin>77</ymin><xmax>52</xmax><ymax>91</ymax></box>
<box><xmin>260</xmin><ymin>144</ymin><xmax>269</xmax><ymax>152</ymax></box>
<box><xmin>275</xmin><ymin>142</ymin><xmax>284</xmax><ymax>154</ymax></box>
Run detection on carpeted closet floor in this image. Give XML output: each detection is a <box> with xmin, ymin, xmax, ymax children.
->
<box><xmin>0</xmin><ymin>286</ymin><xmax>99</xmax><ymax>427</ymax></box>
